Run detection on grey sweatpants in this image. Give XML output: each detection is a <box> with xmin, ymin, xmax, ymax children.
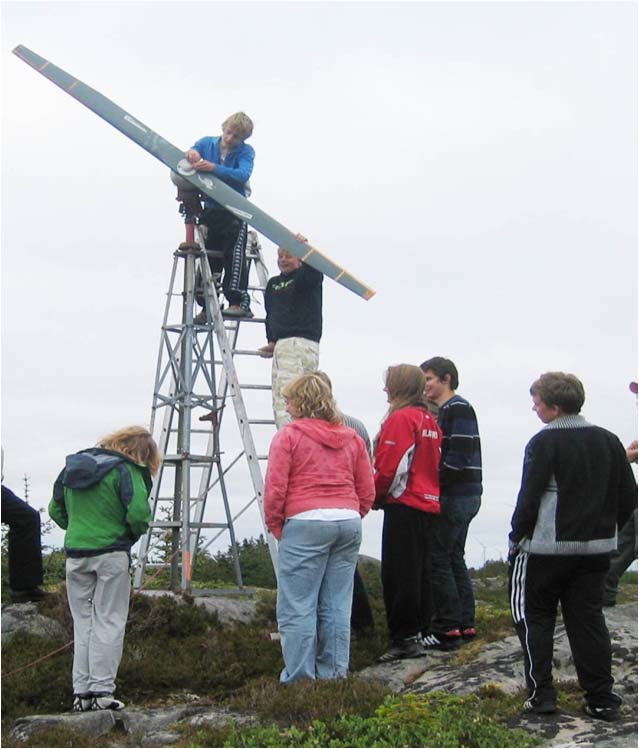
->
<box><xmin>66</xmin><ymin>551</ymin><xmax>131</xmax><ymax>694</ymax></box>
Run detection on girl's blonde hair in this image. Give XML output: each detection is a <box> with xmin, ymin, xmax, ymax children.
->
<box><xmin>97</xmin><ymin>426</ymin><xmax>161</xmax><ymax>475</ymax></box>
<box><xmin>282</xmin><ymin>373</ymin><xmax>341</xmax><ymax>424</ymax></box>
<box><xmin>384</xmin><ymin>364</ymin><xmax>429</xmax><ymax>415</ymax></box>
<box><xmin>222</xmin><ymin>112</ymin><xmax>253</xmax><ymax>140</ymax></box>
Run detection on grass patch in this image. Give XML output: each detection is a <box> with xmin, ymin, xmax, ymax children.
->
<box><xmin>225</xmin><ymin>674</ymin><xmax>389</xmax><ymax>725</ymax></box>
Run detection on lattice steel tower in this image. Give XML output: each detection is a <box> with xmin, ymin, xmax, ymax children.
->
<box><xmin>133</xmin><ymin>197</ymin><xmax>277</xmax><ymax>593</ymax></box>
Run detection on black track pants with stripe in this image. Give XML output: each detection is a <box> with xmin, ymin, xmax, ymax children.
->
<box><xmin>509</xmin><ymin>551</ymin><xmax>620</xmax><ymax>708</ymax></box>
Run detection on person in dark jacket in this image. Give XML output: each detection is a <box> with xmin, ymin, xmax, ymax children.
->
<box><xmin>259</xmin><ymin>233</ymin><xmax>322</xmax><ymax>428</ymax></box>
<box><xmin>602</xmin><ymin>380</ymin><xmax>638</xmax><ymax>606</ymax></box>
<box><xmin>186</xmin><ymin>112</ymin><xmax>255</xmax><ymax>319</ymax></box>
<box><xmin>509</xmin><ymin>372</ymin><xmax>637</xmax><ymax>721</ymax></box>
<box><xmin>49</xmin><ymin>426</ymin><xmax>160</xmax><ymax>713</ymax></box>
<box><xmin>1</xmin><ymin>450</ymin><xmax>47</xmax><ymax>602</ymax></box>
<box><xmin>374</xmin><ymin>364</ymin><xmax>442</xmax><ymax>662</ymax></box>
<box><xmin>421</xmin><ymin>356</ymin><xmax>482</xmax><ymax>649</ymax></box>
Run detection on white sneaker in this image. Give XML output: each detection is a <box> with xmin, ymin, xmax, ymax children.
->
<box><xmin>90</xmin><ymin>694</ymin><xmax>125</xmax><ymax>711</ymax></box>
<box><xmin>72</xmin><ymin>694</ymin><xmax>92</xmax><ymax>712</ymax></box>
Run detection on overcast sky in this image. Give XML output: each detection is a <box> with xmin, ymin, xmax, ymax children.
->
<box><xmin>2</xmin><ymin>0</ymin><xmax>637</xmax><ymax>569</ymax></box>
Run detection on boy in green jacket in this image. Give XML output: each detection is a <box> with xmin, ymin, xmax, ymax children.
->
<box><xmin>49</xmin><ymin>426</ymin><xmax>159</xmax><ymax>712</ymax></box>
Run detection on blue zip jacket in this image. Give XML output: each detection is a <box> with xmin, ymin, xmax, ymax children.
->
<box><xmin>192</xmin><ymin>136</ymin><xmax>254</xmax><ymax>203</ymax></box>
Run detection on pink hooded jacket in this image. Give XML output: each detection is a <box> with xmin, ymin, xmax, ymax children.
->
<box><xmin>264</xmin><ymin>418</ymin><xmax>375</xmax><ymax>540</ymax></box>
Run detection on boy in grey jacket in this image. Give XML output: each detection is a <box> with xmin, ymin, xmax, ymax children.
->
<box><xmin>509</xmin><ymin>372</ymin><xmax>636</xmax><ymax>721</ymax></box>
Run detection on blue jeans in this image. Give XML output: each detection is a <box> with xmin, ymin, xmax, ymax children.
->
<box><xmin>276</xmin><ymin>517</ymin><xmax>362</xmax><ymax>684</ymax></box>
<box><xmin>430</xmin><ymin>495</ymin><xmax>481</xmax><ymax>632</ymax></box>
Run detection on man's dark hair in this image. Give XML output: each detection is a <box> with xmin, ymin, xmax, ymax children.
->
<box><xmin>529</xmin><ymin>372</ymin><xmax>585</xmax><ymax>414</ymax></box>
<box><xmin>420</xmin><ymin>356</ymin><xmax>459</xmax><ymax>390</ymax></box>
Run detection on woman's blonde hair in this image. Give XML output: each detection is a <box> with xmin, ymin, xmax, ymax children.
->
<box><xmin>222</xmin><ymin>112</ymin><xmax>253</xmax><ymax>140</ymax></box>
<box><xmin>282</xmin><ymin>373</ymin><xmax>341</xmax><ymax>424</ymax></box>
<box><xmin>97</xmin><ymin>426</ymin><xmax>161</xmax><ymax>475</ymax></box>
<box><xmin>384</xmin><ymin>364</ymin><xmax>428</xmax><ymax>415</ymax></box>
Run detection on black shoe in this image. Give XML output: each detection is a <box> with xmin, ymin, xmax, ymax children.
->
<box><xmin>584</xmin><ymin>703</ymin><xmax>620</xmax><ymax>722</ymax></box>
<box><xmin>378</xmin><ymin>636</ymin><xmax>425</xmax><ymax>663</ymax></box>
<box><xmin>523</xmin><ymin>696</ymin><xmax>557</xmax><ymax>715</ymax></box>
<box><xmin>193</xmin><ymin>309</ymin><xmax>209</xmax><ymax>325</ymax></box>
<box><xmin>10</xmin><ymin>587</ymin><xmax>49</xmax><ymax>603</ymax></box>
<box><xmin>421</xmin><ymin>630</ymin><xmax>462</xmax><ymax>651</ymax></box>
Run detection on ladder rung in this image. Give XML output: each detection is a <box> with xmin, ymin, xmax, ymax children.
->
<box><xmin>247</xmin><ymin>285</ymin><xmax>266</xmax><ymax>291</ymax></box>
<box><xmin>249</xmin><ymin>419</ymin><xmax>276</xmax><ymax>425</ymax></box>
<box><xmin>162</xmin><ymin>454</ymin><xmax>218</xmax><ymax>463</ymax></box>
<box><xmin>230</xmin><ymin>349</ymin><xmax>263</xmax><ymax>357</ymax></box>
<box><xmin>150</xmin><ymin>521</ymin><xmax>181</xmax><ymax>528</ymax></box>
<box><xmin>224</xmin><ymin>317</ymin><xmax>266</xmax><ymax>325</ymax></box>
<box><xmin>257</xmin><ymin>454</ymin><xmax>269</xmax><ymax>460</ymax></box>
<box><xmin>190</xmin><ymin>522</ymin><xmax>230</xmax><ymax>529</ymax></box>
<box><xmin>239</xmin><ymin>384</ymin><xmax>271</xmax><ymax>391</ymax></box>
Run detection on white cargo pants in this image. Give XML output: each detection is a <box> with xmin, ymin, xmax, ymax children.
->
<box><xmin>272</xmin><ymin>337</ymin><xmax>320</xmax><ymax>429</ymax></box>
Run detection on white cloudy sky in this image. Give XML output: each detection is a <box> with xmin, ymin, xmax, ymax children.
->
<box><xmin>1</xmin><ymin>0</ymin><xmax>637</xmax><ymax>569</ymax></box>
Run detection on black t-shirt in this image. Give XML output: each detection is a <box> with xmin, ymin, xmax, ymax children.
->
<box><xmin>265</xmin><ymin>264</ymin><xmax>323</xmax><ymax>343</ymax></box>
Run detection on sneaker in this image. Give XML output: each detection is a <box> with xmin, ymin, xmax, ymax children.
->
<box><xmin>223</xmin><ymin>305</ymin><xmax>252</xmax><ymax>318</ymax></box>
<box><xmin>90</xmin><ymin>694</ymin><xmax>125</xmax><ymax>711</ymax></box>
<box><xmin>523</xmin><ymin>696</ymin><xmax>556</xmax><ymax>715</ymax></box>
<box><xmin>377</xmin><ymin>636</ymin><xmax>425</xmax><ymax>663</ymax></box>
<box><xmin>72</xmin><ymin>694</ymin><xmax>93</xmax><ymax>712</ymax></box>
<box><xmin>462</xmin><ymin>627</ymin><xmax>477</xmax><ymax>641</ymax></box>
<box><xmin>583</xmin><ymin>703</ymin><xmax>620</xmax><ymax>722</ymax></box>
<box><xmin>10</xmin><ymin>587</ymin><xmax>50</xmax><ymax>603</ymax></box>
<box><xmin>422</xmin><ymin>629</ymin><xmax>462</xmax><ymax>651</ymax></box>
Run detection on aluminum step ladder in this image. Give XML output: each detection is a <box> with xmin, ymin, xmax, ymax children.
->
<box><xmin>133</xmin><ymin>228</ymin><xmax>277</xmax><ymax>592</ymax></box>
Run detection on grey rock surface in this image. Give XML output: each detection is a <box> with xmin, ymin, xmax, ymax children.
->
<box><xmin>138</xmin><ymin>590</ymin><xmax>259</xmax><ymax>625</ymax></box>
<box><xmin>140</xmin><ymin>730</ymin><xmax>181</xmax><ymax>747</ymax></box>
<box><xmin>11</xmin><ymin>711</ymin><xmax>116</xmax><ymax>742</ymax></box>
<box><xmin>9</xmin><ymin>705</ymin><xmax>257</xmax><ymax>746</ymax></box>
<box><xmin>119</xmin><ymin>706</ymin><xmax>198</xmax><ymax>736</ymax></box>
<box><xmin>1</xmin><ymin>602</ymin><xmax>66</xmax><ymax>644</ymax></box>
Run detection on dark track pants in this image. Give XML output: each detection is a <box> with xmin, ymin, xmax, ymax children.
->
<box><xmin>1</xmin><ymin>485</ymin><xmax>44</xmax><ymax>591</ymax></box>
<box><xmin>199</xmin><ymin>205</ymin><xmax>249</xmax><ymax>308</ymax></box>
<box><xmin>381</xmin><ymin>504</ymin><xmax>434</xmax><ymax>642</ymax></box>
<box><xmin>509</xmin><ymin>551</ymin><xmax>621</xmax><ymax>709</ymax></box>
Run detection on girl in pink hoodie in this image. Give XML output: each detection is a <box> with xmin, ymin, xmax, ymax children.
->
<box><xmin>264</xmin><ymin>373</ymin><xmax>374</xmax><ymax>683</ymax></box>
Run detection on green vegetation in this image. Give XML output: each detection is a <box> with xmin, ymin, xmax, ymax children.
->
<box><xmin>177</xmin><ymin>691</ymin><xmax>539</xmax><ymax>748</ymax></box>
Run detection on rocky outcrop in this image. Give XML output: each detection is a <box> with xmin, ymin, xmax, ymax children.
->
<box><xmin>1</xmin><ymin>602</ymin><xmax>65</xmax><ymax>645</ymax></box>
<box><xmin>10</xmin><ymin>704</ymin><xmax>257</xmax><ymax>745</ymax></box>
<box><xmin>360</xmin><ymin>603</ymin><xmax>638</xmax><ymax>748</ymax></box>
